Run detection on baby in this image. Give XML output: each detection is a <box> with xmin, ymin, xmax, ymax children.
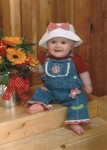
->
<box><xmin>27</xmin><ymin>22</ymin><xmax>93</xmax><ymax>135</ymax></box>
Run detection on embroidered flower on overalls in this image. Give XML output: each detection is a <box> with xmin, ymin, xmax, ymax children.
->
<box><xmin>51</xmin><ymin>65</ymin><xmax>61</xmax><ymax>74</ymax></box>
<box><xmin>69</xmin><ymin>88</ymin><xmax>81</xmax><ymax>99</ymax></box>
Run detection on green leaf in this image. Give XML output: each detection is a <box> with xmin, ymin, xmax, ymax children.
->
<box><xmin>0</xmin><ymin>28</ymin><xmax>6</xmax><ymax>38</ymax></box>
<box><xmin>24</xmin><ymin>46</ymin><xmax>34</xmax><ymax>53</ymax></box>
<box><xmin>16</xmin><ymin>36</ymin><xmax>36</xmax><ymax>53</ymax></box>
<box><xmin>23</xmin><ymin>36</ymin><xmax>27</xmax><ymax>44</ymax></box>
<box><xmin>0</xmin><ymin>75</ymin><xmax>9</xmax><ymax>85</ymax></box>
<box><xmin>71</xmin><ymin>104</ymin><xmax>84</xmax><ymax>110</ymax></box>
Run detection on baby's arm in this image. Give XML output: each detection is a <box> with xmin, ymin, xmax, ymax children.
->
<box><xmin>79</xmin><ymin>71</ymin><xmax>93</xmax><ymax>94</ymax></box>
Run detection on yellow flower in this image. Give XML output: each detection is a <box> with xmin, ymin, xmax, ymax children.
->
<box><xmin>7</xmin><ymin>48</ymin><xmax>27</xmax><ymax>65</ymax></box>
<box><xmin>3</xmin><ymin>36</ymin><xmax>23</xmax><ymax>46</ymax></box>
<box><xmin>28</xmin><ymin>52</ymin><xmax>39</xmax><ymax>67</ymax></box>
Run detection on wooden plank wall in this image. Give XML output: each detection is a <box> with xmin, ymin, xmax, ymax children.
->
<box><xmin>103</xmin><ymin>1</ymin><xmax>107</xmax><ymax>95</ymax></box>
<box><xmin>1</xmin><ymin>0</ymin><xmax>107</xmax><ymax>96</ymax></box>
<box><xmin>0</xmin><ymin>0</ymin><xmax>11</xmax><ymax>35</ymax></box>
<box><xmin>90</xmin><ymin>0</ymin><xmax>107</xmax><ymax>96</ymax></box>
<box><xmin>74</xmin><ymin>0</ymin><xmax>91</xmax><ymax>65</ymax></box>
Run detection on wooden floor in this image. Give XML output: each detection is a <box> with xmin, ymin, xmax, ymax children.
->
<box><xmin>1</xmin><ymin>117</ymin><xmax>107</xmax><ymax>150</ymax></box>
<box><xmin>0</xmin><ymin>94</ymin><xmax>107</xmax><ymax>150</ymax></box>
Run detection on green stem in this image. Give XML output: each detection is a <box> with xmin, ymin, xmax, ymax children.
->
<box><xmin>2</xmin><ymin>64</ymin><xmax>9</xmax><ymax>73</ymax></box>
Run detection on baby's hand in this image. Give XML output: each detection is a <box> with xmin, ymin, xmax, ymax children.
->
<box><xmin>30</xmin><ymin>64</ymin><xmax>44</xmax><ymax>73</ymax></box>
<box><xmin>84</xmin><ymin>84</ymin><xmax>93</xmax><ymax>94</ymax></box>
<box><xmin>29</xmin><ymin>66</ymin><xmax>38</xmax><ymax>73</ymax></box>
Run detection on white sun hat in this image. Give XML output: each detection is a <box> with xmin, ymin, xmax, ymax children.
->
<box><xmin>39</xmin><ymin>22</ymin><xmax>83</xmax><ymax>49</ymax></box>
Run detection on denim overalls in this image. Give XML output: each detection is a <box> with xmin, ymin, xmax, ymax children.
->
<box><xmin>30</xmin><ymin>57</ymin><xmax>90</xmax><ymax>125</ymax></box>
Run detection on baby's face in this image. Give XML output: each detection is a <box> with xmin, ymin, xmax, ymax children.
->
<box><xmin>47</xmin><ymin>37</ymin><xmax>74</xmax><ymax>58</ymax></box>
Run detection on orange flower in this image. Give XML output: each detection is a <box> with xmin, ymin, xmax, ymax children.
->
<box><xmin>28</xmin><ymin>52</ymin><xmax>39</xmax><ymax>67</ymax></box>
<box><xmin>3</xmin><ymin>36</ymin><xmax>23</xmax><ymax>46</ymax></box>
<box><xmin>7</xmin><ymin>48</ymin><xmax>27</xmax><ymax>65</ymax></box>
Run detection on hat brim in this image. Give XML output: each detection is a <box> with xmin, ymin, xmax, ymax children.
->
<box><xmin>39</xmin><ymin>28</ymin><xmax>83</xmax><ymax>49</ymax></box>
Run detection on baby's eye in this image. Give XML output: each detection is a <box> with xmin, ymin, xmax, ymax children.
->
<box><xmin>51</xmin><ymin>41</ymin><xmax>56</xmax><ymax>43</ymax></box>
<box><xmin>62</xmin><ymin>41</ymin><xmax>66</xmax><ymax>44</ymax></box>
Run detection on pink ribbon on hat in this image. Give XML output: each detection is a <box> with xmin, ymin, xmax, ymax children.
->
<box><xmin>48</xmin><ymin>22</ymin><xmax>70</xmax><ymax>31</ymax></box>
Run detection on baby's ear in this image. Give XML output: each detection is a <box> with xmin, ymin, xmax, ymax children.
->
<box><xmin>71</xmin><ymin>41</ymin><xmax>75</xmax><ymax>47</ymax></box>
<box><xmin>73</xmin><ymin>41</ymin><xmax>76</xmax><ymax>47</ymax></box>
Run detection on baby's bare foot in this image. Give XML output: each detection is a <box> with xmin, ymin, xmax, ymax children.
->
<box><xmin>70</xmin><ymin>124</ymin><xmax>84</xmax><ymax>135</ymax></box>
<box><xmin>28</xmin><ymin>103</ymin><xmax>44</xmax><ymax>114</ymax></box>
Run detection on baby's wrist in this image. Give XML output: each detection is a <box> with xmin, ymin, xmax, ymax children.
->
<box><xmin>84</xmin><ymin>84</ymin><xmax>92</xmax><ymax>87</ymax></box>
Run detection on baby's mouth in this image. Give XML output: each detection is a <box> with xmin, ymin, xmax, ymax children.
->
<box><xmin>54</xmin><ymin>50</ymin><xmax>62</xmax><ymax>52</ymax></box>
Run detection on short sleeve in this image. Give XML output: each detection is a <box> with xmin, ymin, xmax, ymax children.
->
<box><xmin>71</xmin><ymin>54</ymin><xmax>88</xmax><ymax>74</ymax></box>
<box><xmin>38</xmin><ymin>51</ymin><xmax>47</xmax><ymax>65</ymax></box>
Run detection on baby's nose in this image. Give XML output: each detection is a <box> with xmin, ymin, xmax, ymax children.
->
<box><xmin>56</xmin><ymin>42</ymin><xmax>61</xmax><ymax>47</ymax></box>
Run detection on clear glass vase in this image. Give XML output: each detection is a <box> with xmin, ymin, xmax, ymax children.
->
<box><xmin>0</xmin><ymin>85</ymin><xmax>19</xmax><ymax>108</ymax></box>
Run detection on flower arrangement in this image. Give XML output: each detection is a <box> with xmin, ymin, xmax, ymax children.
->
<box><xmin>0</xmin><ymin>36</ymin><xmax>38</xmax><ymax>83</ymax></box>
<box><xmin>0</xmin><ymin>32</ymin><xmax>39</xmax><ymax>102</ymax></box>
